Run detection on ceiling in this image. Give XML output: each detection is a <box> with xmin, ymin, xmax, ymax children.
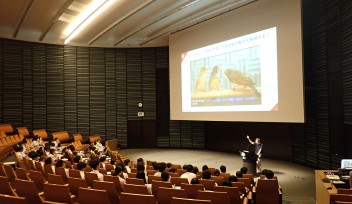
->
<box><xmin>0</xmin><ymin>0</ymin><xmax>255</xmax><ymax>48</ymax></box>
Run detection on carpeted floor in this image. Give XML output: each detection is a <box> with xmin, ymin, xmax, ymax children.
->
<box><xmin>120</xmin><ymin>148</ymin><xmax>316</xmax><ymax>204</ymax></box>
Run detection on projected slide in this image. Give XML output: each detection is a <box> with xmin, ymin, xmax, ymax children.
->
<box><xmin>181</xmin><ymin>27</ymin><xmax>278</xmax><ymax>112</ymax></box>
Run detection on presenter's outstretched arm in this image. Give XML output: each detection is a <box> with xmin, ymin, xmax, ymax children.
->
<box><xmin>246</xmin><ymin>135</ymin><xmax>254</xmax><ymax>144</ymax></box>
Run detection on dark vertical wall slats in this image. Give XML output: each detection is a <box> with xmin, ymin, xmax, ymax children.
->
<box><xmin>0</xmin><ymin>38</ymin><xmax>204</xmax><ymax>149</ymax></box>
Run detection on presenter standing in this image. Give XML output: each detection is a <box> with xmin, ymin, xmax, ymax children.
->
<box><xmin>246</xmin><ymin>135</ymin><xmax>263</xmax><ymax>173</ymax></box>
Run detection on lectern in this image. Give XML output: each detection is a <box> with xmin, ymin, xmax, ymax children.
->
<box><xmin>240</xmin><ymin>150</ymin><xmax>258</xmax><ymax>175</ymax></box>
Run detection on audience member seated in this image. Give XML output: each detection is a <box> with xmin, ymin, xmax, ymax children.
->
<box><xmin>56</xmin><ymin>159</ymin><xmax>69</xmax><ymax>177</ymax></box>
<box><xmin>182</xmin><ymin>164</ymin><xmax>187</xmax><ymax>170</ymax></box>
<box><xmin>77</xmin><ymin>162</ymin><xmax>87</xmax><ymax>179</ymax></box>
<box><xmin>136</xmin><ymin>164</ymin><xmax>148</xmax><ymax>184</ymax></box>
<box><xmin>152</xmin><ymin>161</ymin><xmax>159</xmax><ymax>171</ymax></box>
<box><xmin>73</xmin><ymin>155</ymin><xmax>81</xmax><ymax>164</ymax></box>
<box><xmin>202</xmin><ymin>165</ymin><xmax>208</xmax><ymax>172</ymax></box>
<box><xmin>161</xmin><ymin>171</ymin><xmax>170</xmax><ymax>182</ymax></box>
<box><xmin>154</xmin><ymin>162</ymin><xmax>166</xmax><ymax>177</ymax></box>
<box><xmin>190</xmin><ymin>178</ymin><xmax>200</xmax><ymax>184</ymax></box>
<box><xmin>45</xmin><ymin>157</ymin><xmax>55</xmax><ymax>173</ymax></box>
<box><xmin>236</xmin><ymin>171</ymin><xmax>243</xmax><ymax>178</ymax></box>
<box><xmin>192</xmin><ymin>166</ymin><xmax>199</xmax><ymax>175</ymax></box>
<box><xmin>124</xmin><ymin>159</ymin><xmax>131</xmax><ymax>173</ymax></box>
<box><xmin>214</xmin><ymin>169</ymin><xmax>220</xmax><ymax>176</ymax></box>
<box><xmin>100</xmin><ymin>156</ymin><xmax>107</xmax><ymax>169</ymax></box>
<box><xmin>181</xmin><ymin>164</ymin><xmax>197</xmax><ymax>183</ymax></box>
<box><xmin>113</xmin><ymin>165</ymin><xmax>126</xmax><ymax>189</ymax></box>
<box><xmin>265</xmin><ymin>169</ymin><xmax>275</xmax><ymax>179</ymax></box>
<box><xmin>167</xmin><ymin>162</ymin><xmax>172</xmax><ymax>168</ymax></box>
<box><xmin>202</xmin><ymin>170</ymin><xmax>212</xmax><ymax>179</ymax></box>
<box><xmin>14</xmin><ymin>145</ymin><xmax>26</xmax><ymax>161</ymax></box>
<box><xmin>169</xmin><ymin>167</ymin><xmax>176</xmax><ymax>173</ymax></box>
<box><xmin>222</xmin><ymin>180</ymin><xmax>232</xmax><ymax>187</ymax></box>
<box><xmin>240</xmin><ymin>167</ymin><xmax>248</xmax><ymax>174</ymax></box>
<box><xmin>229</xmin><ymin>175</ymin><xmax>238</xmax><ymax>182</ymax></box>
<box><xmin>89</xmin><ymin>158</ymin><xmax>103</xmax><ymax>181</ymax></box>
<box><xmin>220</xmin><ymin>165</ymin><xmax>226</xmax><ymax>173</ymax></box>
<box><xmin>28</xmin><ymin>151</ymin><xmax>41</xmax><ymax>162</ymax></box>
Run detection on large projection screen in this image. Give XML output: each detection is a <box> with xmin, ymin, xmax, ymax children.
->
<box><xmin>169</xmin><ymin>0</ymin><xmax>304</xmax><ymax>123</ymax></box>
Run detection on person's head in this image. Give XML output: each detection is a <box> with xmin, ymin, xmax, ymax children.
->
<box><xmin>214</xmin><ymin>169</ymin><xmax>220</xmax><ymax>176</ymax></box>
<box><xmin>222</xmin><ymin>180</ymin><xmax>232</xmax><ymax>187</ymax></box>
<box><xmin>137</xmin><ymin>158</ymin><xmax>144</xmax><ymax>163</ymax></box>
<box><xmin>55</xmin><ymin>159</ymin><xmax>64</xmax><ymax>168</ymax></box>
<box><xmin>44</xmin><ymin>157</ymin><xmax>53</xmax><ymax>165</ymax></box>
<box><xmin>89</xmin><ymin>158</ymin><xmax>100</xmax><ymax>170</ymax></box>
<box><xmin>99</xmin><ymin>156</ymin><xmax>107</xmax><ymax>163</ymax></box>
<box><xmin>22</xmin><ymin>138</ymin><xmax>27</xmax><ymax>144</ymax></box>
<box><xmin>202</xmin><ymin>165</ymin><xmax>208</xmax><ymax>172</ymax></box>
<box><xmin>49</xmin><ymin>149</ymin><xmax>55</xmax><ymax>155</ymax></box>
<box><xmin>110</xmin><ymin>159</ymin><xmax>116</xmax><ymax>166</ymax></box>
<box><xmin>240</xmin><ymin>167</ymin><xmax>248</xmax><ymax>174</ymax></box>
<box><xmin>229</xmin><ymin>175</ymin><xmax>238</xmax><ymax>182</ymax></box>
<box><xmin>192</xmin><ymin>166</ymin><xmax>199</xmax><ymax>175</ymax></box>
<box><xmin>68</xmin><ymin>144</ymin><xmax>75</xmax><ymax>152</ymax></box>
<box><xmin>265</xmin><ymin>169</ymin><xmax>274</xmax><ymax>179</ymax></box>
<box><xmin>186</xmin><ymin>164</ymin><xmax>193</xmax><ymax>173</ymax></box>
<box><xmin>236</xmin><ymin>171</ymin><xmax>243</xmax><ymax>178</ymax></box>
<box><xmin>166</xmin><ymin>162</ymin><xmax>172</xmax><ymax>168</ymax></box>
<box><xmin>152</xmin><ymin>161</ymin><xmax>159</xmax><ymax>171</ymax></box>
<box><xmin>158</xmin><ymin>162</ymin><xmax>167</xmax><ymax>172</ymax></box>
<box><xmin>13</xmin><ymin>145</ymin><xmax>22</xmax><ymax>152</ymax></box>
<box><xmin>161</xmin><ymin>171</ymin><xmax>170</xmax><ymax>182</ymax></box>
<box><xmin>73</xmin><ymin>155</ymin><xmax>81</xmax><ymax>163</ymax></box>
<box><xmin>190</xmin><ymin>178</ymin><xmax>200</xmax><ymax>184</ymax></box>
<box><xmin>255</xmin><ymin>138</ymin><xmax>261</xmax><ymax>144</ymax></box>
<box><xmin>136</xmin><ymin>171</ymin><xmax>146</xmax><ymax>184</ymax></box>
<box><xmin>28</xmin><ymin>151</ymin><xmax>40</xmax><ymax>161</ymax></box>
<box><xmin>220</xmin><ymin>165</ymin><xmax>226</xmax><ymax>173</ymax></box>
<box><xmin>261</xmin><ymin>169</ymin><xmax>268</xmax><ymax>175</ymax></box>
<box><xmin>202</xmin><ymin>170</ymin><xmax>211</xmax><ymax>179</ymax></box>
<box><xmin>114</xmin><ymin>165</ymin><xmax>123</xmax><ymax>176</ymax></box>
<box><xmin>123</xmin><ymin>159</ymin><xmax>130</xmax><ymax>167</ymax></box>
<box><xmin>77</xmin><ymin>162</ymin><xmax>87</xmax><ymax>170</ymax></box>
<box><xmin>137</xmin><ymin>164</ymin><xmax>145</xmax><ymax>172</ymax></box>
<box><xmin>182</xmin><ymin>164</ymin><xmax>187</xmax><ymax>170</ymax></box>
<box><xmin>55</xmin><ymin>138</ymin><xmax>60</xmax><ymax>142</ymax></box>
<box><xmin>169</xmin><ymin>167</ymin><xmax>176</xmax><ymax>173</ymax></box>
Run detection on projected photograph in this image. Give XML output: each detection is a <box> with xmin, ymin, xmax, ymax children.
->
<box><xmin>181</xmin><ymin>27</ymin><xmax>278</xmax><ymax>112</ymax></box>
<box><xmin>190</xmin><ymin>46</ymin><xmax>261</xmax><ymax>107</ymax></box>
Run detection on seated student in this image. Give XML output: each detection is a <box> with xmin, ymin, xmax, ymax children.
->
<box><xmin>124</xmin><ymin>159</ymin><xmax>131</xmax><ymax>173</ymax></box>
<box><xmin>73</xmin><ymin>155</ymin><xmax>81</xmax><ymax>164</ymax></box>
<box><xmin>220</xmin><ymin>165</ymin><xmax>226</xmax><ymax>173</ymax></box>
<box><xmin>44</xmin><ymin>157</ymin><xmax>55</xmax><ymax>173</ymax></box>
<box><xmin>191</xmin><ymin>178</ymin><xmax>200</xmax><ymax>184</ymax></box>
<box><xmin>47</xmin><ymin>149</ymin><xmax>58</xmax><ymax>162</ymax></box>
<box><xmin>137</xmin><ymin>158</ymin><xmax>145</xmax><ymax>167</ymax></box>
<box><xmin>181</xmin><ymin>164</ymin><xmax>197</xmax><ymax>183</ymax></box>
<box><xmin>154</xmin><ymin>162</ymin><xmax>166</xmax><ymax>177</ymax></box>
<box><xmin>229</xmin><ymin>175</ymin><xmax>238</xmax><ymax>182</ymax></box>
<box><xmin>166</xmin><ymin>163</ymin><xmax>172</xmax><ymax>169</ymax></box>
<box><xmin>222</xmin><ymin>180</ymin><xmax>232</xmax><ymax>187</ymax></box>
<box><xmin>55</xmin><ymin>159</ymin><xmax>69</xmax><ymax>177</ymax></box>
<box><xmin>28</xmin><ymin>151</ymin><xmax>41</xmax><ymax>162</ymax></box>
<box><xmin>30</xmin><ymin>136</ymin><xmax>41</xmax><ymax>151</ymax></box>
<box><xmin>14</xmin><ymin>145</ymin><xmax>26</xmax><ymax>161</ymax></box>
<box><xmin>100</xmin><ymin>156</ymin><xmax>107</xmax><ymax>169</ymax></box>
<box><xmin>265</xmin><ymin>169</ymin><xmax>275</xmax><ymax>179</ymax></box>
<box><xmin>240</xmin><ymin>167</ymin><xmax>248</xmax><ymax>174</ymax></box>
<box><xmin>94</xmin><ymin>139</ymin><xmax>104</xmax><ymax>152</ymax></box>
<box><xmin>22</xmin><ymin>139</ymin><xmax>30</xmax><ymax>153</ymax></box>
<box><xmin>202</xmin><ymin>165</ymin><xmax>209</xmax><ymax>172</ymax></box>
<box><xmin>152</xmin><ymin>161</ymin><xmax>159</xmax><ymax>171</ymax></box>
<box><xmin>89</xmin><ymin>158</ymin><xmax>103</xmax><ymax>181</ymax></box>
<box><xmin>236</xmin><ymin>171</ymin><xmax>243</xmax><ymax>178</ymax></box>
<box><xmin>53</xmin><ymin>138</ymin><xmax>61</xmax><ymax>148</ymax></box>
<box><xmin>213</xmin><ymin>169</ymin><xmax>220</xmax><ymax>176</ymax></box>
<box><xmin>77</xmin><ymin>162</ymin><xmax>87</xmax><ymax>179</ymax></box>
<box><xmin>161</xmin><ymin>171</ymin><xmax>170</xmax><ymax>182</ymax></box>
<box><xmin>169</xmin><ymin>167</ymin><xmax>176</xmax><ymax>173</ymax></box>
<box><xmin>202</xmin><ymin>170</ymin><xmax>212</xmax><ymax>180</ymax></box>
<box><xmin>192</xmin><ymin>166</ymin><xmax>199</xmax><ymax>175</ymax></box>
<box><xmin>136</xmin><ymin>164</ymin><xmax>148</xmax><ymax>184</ymax></box>
<box><xmin>113</xmin><ymin>165</ymin><xmax>126</xmax><ymax>190</ymax></box>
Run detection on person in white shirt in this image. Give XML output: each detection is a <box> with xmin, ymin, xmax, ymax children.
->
<box><xmin>89</xmin><ymin>158</ymin><xmax>103</xmax><ymax>181</ymax></box>
<box><xmin>14</xmin><ymin>145</ymin><xmax>26</xmax><ymax>161</ymax></box>
<box><xmin>124</xmin><ymin>159</ymin><xmax>131</xmax><ymax>173</ymax></box>
<box><xmin>77</xmin><ymin>162</ymin><xmax>87</xmax><ymax>179</ymax></box>
<box><xmin>53</xmin><ymin>138</ymin><xmax>61</xmax><ymax>148</ymax></box>
<box><xmin>113</xmin><ymin>165</ymin><xmax>126</xmax><ymax>190</ymax></box>
<box><xmin>154</xmin><ymin>162</ymin><xmax>167</xmax><ymax>177</ymax></box>
<box><xmin>30</xmin><ymin>136</ymin><xmax>40</xmax><ymax>151</ymax></box>
<box><xmin>180</xmin><ymin>164</ymin><xmax>197</xmax><ymax>183</ymax></box>
<box><xmin>55</xmin><ymin>159</ymin><xmax>69</xmax><ymax>177</ymax></box>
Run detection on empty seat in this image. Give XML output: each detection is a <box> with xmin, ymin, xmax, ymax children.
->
<box><xmin>17</xmin><ymin>127</ymin><xmax>30</xmax><ymax>138</ymax></box>
<box><xmin>199</xmin><ymin>179</ymin><xmax>216</xmax><ymax>191</ymax></box>
<box><xmin>0</xmin><ymin>194</ymin><xmax>28</xmax><ymax>204</ymax></box>
<box><xmin>171</xmin><ymin>197</ymin><xmax>212</xmax><ymax>204</ymax></box>
<box><xmin>0</xmin><ymin>176</ymin><xmax>17</xmax><ymax>196</ymax></box>
<box><xmin>47</xmin><ymin>174</ymin><xmax>65</xmax><ymax>185</ymax></box>
<box><xmin>84</xmin><ymin>172</ymin><xmax>99</xmax><ymax>187</ymax></box>
<box><xmin>120</xmin><ymin>192</ymin><xmax>157</xmax><ymax>204</ymax></box>
<box><xmin>93</xmin><ymin>180</ymin><xmax>119</xmax><ymax>204</ymax></box>
<box><xmin>126</xmin><ymin>177</ymin><xmax>145</xmax><ymax>185</ymax></box>
<box><xmin>124</xmin><ymin>183</ymin><xmax>150</xmax><ymax>195</ymax></box>
<box><xmin>171</xmin><ymin>177</ymin><xmax>189</xmax><ymax>186</ymax></box>
<box><xmin>181</xmin><ymin>183</ymin><xmax>204</xmax><ymax>199</ymax></box>
<box><xmin>158</xmin><ymin>187</ymin><xmax>188</xmax><ymax>204</ymax></box>
<box><xmin>29</xmin><ymin>170</ymin><xmax>46</xmax><ymax>192</ymax></box>
<box><xmin>197</xmin><ymin>190</ymin><xmax>231</xmax><ymax>204</ymax></box>
<box><xmin>254</xmin><ymin>179</ymin><xmax>281</xmax><ymax>204</ymax></box>
<box><xmin>151</xmin><ymin>180</ymin><xmax>173</xmax><ymax>197</ymax></box>
<box><xmin>14</xmin><ymin>179</ymin><xmax>44</xmax><ymax>204</ymax></box>
<box><xmin>214</xmin><ymin>186</ymin><xmax>244</xmax><ymax>204</ymax></box>
<box><xmin>43</xmin><ymin>183</ymin><xmax>75</xmax><ymax>204</ymax></box>
<box><xmin>104</xmin><ymin>174</ymin><xmax>123</xmax><ymax>194</ymax></box>
<box><xmin>32</xmin><ymin>129</ymin><xmax>49</xmax><ymax>140</ymax></box>
<box><xmin>78</xmin><ymin>187</ymin><xmax>111</xmax><ymax>204</ymax></box>
<box><xmin>68</xmin><ymin>177</ymin><xmax>88</xmax><ymax>196</ymax></box>
<box><xmin>15</xmin><ymin>167</ymin><xmax>30</xmax><ymax>180</ymax></box>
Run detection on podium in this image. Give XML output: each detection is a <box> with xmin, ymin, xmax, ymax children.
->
<box><xmin>240</xmin><ymin>150</ymin><xmax>258</xmax><ymax>175</ymax></box>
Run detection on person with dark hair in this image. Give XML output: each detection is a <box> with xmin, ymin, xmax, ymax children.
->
<box><xmin>190</xmin><ymin>177</ymin><xmax>200</xmax><ymax>184</ymax></box>
<box><xmin>154</xmin><ymin>162</ymin><xmax>166</xmax><ymax>177</ymax></box>
<box><xmin>14</xmin><ymin>145</ymin><xmax>25</xmax><ymax>160</ymax></box>
<box><xmin>220</xmin><ymin>165</ymin><xmax>226</xmax><ymax>173</ymax></box>
<box><xmin>192</xmin><ymin>166</ymin><xmax>199</xmax><ymax>175</ymax></box>
<box><xmin>236</xmin><ymin>171</ymin><xmax>243</xmax><ymax>178</ymax></box>
<box><xmin>47</xmin><ymin>148</ymin><xmax>57</xmax><ymax>162</ymax></box>
<box><xmin>100</xmin><ymin>156</ymin><xmax>107</xmax><ymax>169</ymax></box>
<box><xmin>161</xmin><ymin>171</ymin><xmax>170</xmax><ymax>182</ymax></box>
<box><xmin>169</xmin><ymin>167</ymin><xmax>176</xmax><ymax>173</ymax></box>
<box><xmin>240</xmin><ymin>167</ymin><xmax>248</xmax><ymax>174</ymax></box>
<box><xmin>202</xmin><ymin>165</ymin><xmax>208</xmax><ymax>172</ymax></box>
<box><xmin>77</xmin><ymin>162</ymin><xmax>87</xmax><ymax>179</ymax></box>
<box><xmin>166</xmin><ymin>163</ymin><xmax>172</xmax><ymax>168</ymax></box>
<box><xmin>202</xmin><ymin>170</ymin><xmax>211</xmax><ymax>180</ymax></box>
<box><xmin>182</xmin><ymin>164</ymin><xmax>187</xmax><ymax>170</ymax></box>
<box><xmin>53</xmin><ymin>138</ymin><xmax>61</xmax><ymax>148</ymax></box>
<box><xmin>136</xmin><ymin>164</ymin><xmax>147</xmax><ymax>184</ymax></box>
<box><xmin>181</xmin><ymin>164</ymin><xmax>197</xmax><ymax>183</ymax></box>
<box><xmin>152</xmin><ymin>161</ymin><xmax>159</xmax><ymax>171</ymax></box>
<box><xmin>28</xmin><ymin>151</ymin><xmax>40</xmax><ymax>161</ymax></box>
<box><xmin>55</xmin><ymin>159</ymin><xmax>69</xmax><ymax>177</ymax></box>
<box><xmin>22</xmin><ymin>138</ymin><xmax>30</xmax><ymax>153</ymax></box>
<box><xmin>113</xmin><ymin>165</ymin><xmax>126</xmax><ymax>189</ymax></box>
<box><xmin>89</xmin><ymin>158</ymin><xmax>103</xmax><ymax>181</ymax></box>
<box><xmin>73</xmin><ymin>155</ymin><xmax>81</xmax><ymax>163</ymax></box>
<box><xmin>44</xmin><ymin>157</ymin><xmax>55</xmax><ymax>173</ymax></box>
<box><xmin>30</xmin><ymin>136</ymin><xmax>40</xmax><ymax>151</ymax></box>
<box><xmin>214</xmin><ymin>169</ymin><xmax>220</xmax><ymax>176</ymax></box>
<box><xmin>222</xmin><ymin>180</ymin><xmax>232</xmax><ymax>187</ymax></box>
<box><xmin>246</xmin><ymin>135</ymin><xmax>263</xmax><ymax>172</ymax></box>
<box><xmin>137</xmin><ymin>158</ymin><xmax>144</xmax><ymax>165</ymax></box>
<box><xmin>261</xmin><ymin>169</ymin><xmax>268</xmax><ymax>176</ymax></box>
<box><xmin>229</xmin><ymin>175</ymin><xmax>238</xmax><ymax>182</ymax></box>
<box><xmin>265</xmin><ymin>169</ymin><xmax>274</xmax><ymax>179</ymax></box>
<box><xmin>124</xmin><ymin>159</ymin><xmax>131</xmax><ymax>173</ymax></box>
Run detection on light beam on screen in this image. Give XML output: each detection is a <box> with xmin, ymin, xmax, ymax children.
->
<box><xmin>181</xmin><ymin>27</ymin><xmax>278</xmax><ymax>113</ymax></box>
